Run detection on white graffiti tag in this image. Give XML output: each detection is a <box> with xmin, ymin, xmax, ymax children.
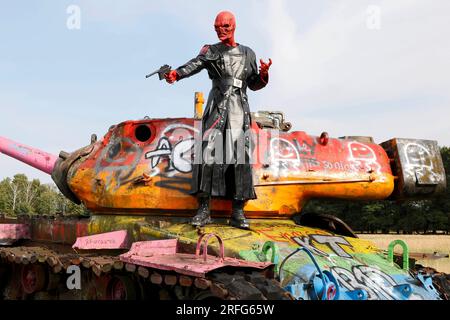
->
<box><xmin>292</xmin><ymin>236</ymin><xmax>329</xmax><ymax>257</ymax></box>
<box><xmin>292</xmin><ymin>235</ymin><xmax>354</xmax><ymax>259</ymax></box>
<box><xmin>145</xmin><ymin>125</ymin><xmax>198</xmax><ymax>176</ymax></box>
<box><xmin>404</xmin><ymin>143</ymin><xmax>433</xmax><ymax>170</ymax></box>
<box><xmin>403</xmin><ymin>143</ymin><xmax>443</xmax><ymax>184</ymax></box>
<box><xmin>348</xmin><ymin>141</ymin><xmax>381</xmax><ymax>174</ymax></box>
<box><xmin>331</xmin><ymin>266</ymin><xmax>399</xmax><ymax>300</ymax></box>
<box><xmin>270</xmin><ymin>137</ymin><xmax>301</xmax><ymax>175</ymax></box>
<box><xmin>310</xmin><ymin>235</ymin><xmax>353</xmax><ymax>259</ymax></box>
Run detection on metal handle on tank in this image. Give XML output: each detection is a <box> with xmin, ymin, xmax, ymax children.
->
<box><xmin>278</xmin><ymin>247</ymin><xmax>339</xmax><ymax>300</ymax></box>
<box><xmin>388</xmin><ymin>239</ymin><xmax>410</xmax><ymax>271</ymax></box>
<box><xmin>195</xmin><ymin>233</ymin><xmax>225</xmax><ymax>262</ymax></box>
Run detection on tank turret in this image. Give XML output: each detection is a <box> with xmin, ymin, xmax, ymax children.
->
<box><xmin>1</xmin><ymin>111</ymin><xmax>446</xmax><ymax>218</ymax></box>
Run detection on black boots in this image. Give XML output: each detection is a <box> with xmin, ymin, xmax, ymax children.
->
<box><xmin>191</xmin><ymin>196</ymin><xmax>212</xmax><ymax>227</ymax></box>
<box><xmin>230</xmin><ymin>199</ymin><xmax>250</xmax><ymax>229</ymax></box>
<box><xmin>191</xmin><ymin>197</ymin><xmax>250</xmax><ymax>229</ymax></box>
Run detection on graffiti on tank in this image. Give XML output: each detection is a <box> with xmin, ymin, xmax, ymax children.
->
<box><xmin>145</xmin><ymin>137</ymin><xmax>195</xmax><ymax>175</ymax></box>
<box><xmin>269</xmin><ymin>137</ymin><xmax>320</xmax><ymax>175</ymax></box>
<box><xmin>270</xmin><ymin>137</ymin><xmax>300</xmax><ymax>169</ymax></box>
<box><xmin>256</xmin><ymin>227</ymin><xmax>354</xmax><ymax>258</ymax></box>
<box><xmin>256</xmin><ymin>227</ymin><xmax>305</xmax><ymax>244</ymax></box>
<box><xmin>322</xmin><ymin>160</ymin><xmax>358</xmax><ymax>172</ymax></box>
<box><xmin>348</xmin><ymin>141</ymin><xmax>381</xmax><ymax>174</ymax></box>
<box><xmin>94</xmin><ymin>136</ymin><xmax>143</xmax><ymax>191</ymax></box>
<box><xmin>403</xmin><ymin>143</ymin><xmax>443</xmax><ymax>183</ymax></box>
<box><xmin>291</xmin><ymin>236</ymin><xmax>329</xmax><ymax>257</ymax></box>
<box><xmin>310</xmin><ymin>235</ymin><xmax>353</xmax><ymax>258</ymax></box>
<box><xmin>293</xmin><ymin>139</ymin><xmax>316</xmax><ymax>156</ymax></box>
<box><xmin>269</xmin><ymin>137</ymin><xmax>384</xmax><ymax>176</ymax></box>
<box><xmin>292</xmin><ymin>235</ymin><xmax>354</xmax><ymax>258</ymax></box>
<box><xmin>404</xmin><ymin>143</ymin><xmax>432</xmax><ymax>169</ymax></box>
<box><xmin>145</xmin><ymin>124</ymin><xmax>198</xmax><ymax>177</ymax></box>
<box><xmin>142</xmin><ymin>124</ymin><xmax>199</xmax><ymax>193</ymax></box>
<box><xmin>331</xmin><ymin>266</ymin><xmax>401</xmax><ymax>300</ymax></box>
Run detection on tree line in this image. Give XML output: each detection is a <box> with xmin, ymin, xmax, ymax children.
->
<box><xmin>0</xmin><ymin>174</ymin><xmax>87</xmax><ymax>216</ymax></box>
<box><xmin>303</xmin><ymin>147</ymin><xmax>450</xmax><ymax>234</ymax></box>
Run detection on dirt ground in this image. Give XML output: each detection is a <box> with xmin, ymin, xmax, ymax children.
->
<box><xmin>358</xmin><ymin>234</ymin><xmax>450</xmax><ymax>273</ymax></box>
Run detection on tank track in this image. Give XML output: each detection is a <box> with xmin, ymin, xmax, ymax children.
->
<box><xmin>0</xmin><ymin>246</ymin><xmax>292</xmax><ymax>300</ymax></box>
<box><xmin>413</xmin><ymin>265</ymin><xmax>450</xmax><ymax>300</ymax></box>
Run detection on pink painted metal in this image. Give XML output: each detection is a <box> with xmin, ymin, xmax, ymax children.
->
<box><xmin>0</xmin><ymin>136</ymin><xmax>57</xmax><ymax>175</ymax></box>
<box><xmin>72</xmin><ymin>230</ymin><xmax>129</xmax><ymax>250</ymax></box>
<box><xmin>0</xmin><ymin>224</ymin><xmax>30</xmax><ymax>242</ymax></box>
<box><xmin>120</xmin><ymin>233</ymin><xmax>272</xmax><ymax>278</ymax></box>
<box><xmin>195</xmin><ymin>233</ymin><xmax>224</xmax><ymax>262</ymax></box>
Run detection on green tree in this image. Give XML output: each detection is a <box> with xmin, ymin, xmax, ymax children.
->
<box><xmin>360</xmin><ymin>202</ymin><xmax>385</xmax><ymax>233</ymax></box>
<box><xmin>0</xmin><ymin>178</ymin><xmax>12</xmax><ymax>213</ymax></box>
<box><xmin>34</xmin><ymin>184</ymin><xmax>58</xmax><ymax>214</ymax></box>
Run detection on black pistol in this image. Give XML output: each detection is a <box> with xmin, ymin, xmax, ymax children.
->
<box><xmin>145</xmin><ymin>64</ymin><xmax>172</xmax><ymax>80</ymax></box>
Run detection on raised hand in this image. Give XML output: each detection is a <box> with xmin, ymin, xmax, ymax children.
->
<box><xmin>164</xmin><ymin>70</ymin><xmax>179</xmax><ymax>84</ymax></box>
<box><xmin>259</xmin><ymin>58</ymin><xmax>272</xmax><ymax>78</ymax></box>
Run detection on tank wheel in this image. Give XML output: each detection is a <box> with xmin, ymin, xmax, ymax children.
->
<box><xmin>106</xmin><ymin>275</ymin><xmax>137</xmax><ymax>300</ymax></box>
<box><xmin>21</xmin><ymin>264</ymin><xmax>47</xmax><ymax>294</ymax></box>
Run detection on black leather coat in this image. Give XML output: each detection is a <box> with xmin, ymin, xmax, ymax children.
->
<box><xmin>176</xmin><ymin>42</ymin><xmax>268</xmax><ymax>200</ymax></box>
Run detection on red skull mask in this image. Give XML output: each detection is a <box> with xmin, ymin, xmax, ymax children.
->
<box><xmin>214</xmin><ymin>11</ymin><xmax>236</xmax><ymax>46</ymax></box>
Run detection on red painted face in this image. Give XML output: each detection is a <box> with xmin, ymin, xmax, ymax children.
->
<box><xmin>214</xmin><ymin>11</ymin><xmax>236</xmax><ymax>46</ymax></box>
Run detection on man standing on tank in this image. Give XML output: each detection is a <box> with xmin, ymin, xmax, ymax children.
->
<box><xmin>165</xmin><ymin>11</ymin><xmax>272</xmax><ymax>229</ymax></box>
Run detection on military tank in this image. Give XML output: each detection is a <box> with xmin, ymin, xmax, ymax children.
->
<box><xmin>0</xmin><ymin>93</ymin><xmax>448</xmax><ymax>300</ymax></box>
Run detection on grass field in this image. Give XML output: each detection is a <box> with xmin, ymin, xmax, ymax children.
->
<box><xmin>358</xmin><ymin>234</ymin><xmax>450</xmax><ymax>273</ymax></box>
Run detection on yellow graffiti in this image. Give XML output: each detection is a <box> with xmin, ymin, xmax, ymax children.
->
<box><xmin>87</xmin><ymin>216</ymin><xmax>379</xmax><ymax>258</ymax></box>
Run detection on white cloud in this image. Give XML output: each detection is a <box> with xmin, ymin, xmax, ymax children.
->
<box><xmin>255</xmin><ymin>0</ymin><xmax>450</xmax><ymax>145</ymax></box>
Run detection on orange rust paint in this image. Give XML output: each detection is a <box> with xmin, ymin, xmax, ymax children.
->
<box><xmin>68</xmin><ymin>118</ymin><xmax>395</xmax><ymax>218</ymax></box>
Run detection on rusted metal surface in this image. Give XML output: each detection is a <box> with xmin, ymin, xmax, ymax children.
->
<box><xmin>2</xmin><ymin>119</ymin><xmax>445</xmax><ymax>219</ymax></box>
<box><xmin>0</xmin><ymin>216</ymin><xmax>90</xmax><ymax>246</ymax></box>
<box><xmin>0</xmin><ymin>224</ymin><xmax>30</xmax><ymax>245</ymax></box>
<box><xmin>194</xmin><ymin>277</ymin><xmax>211</xmax><ymax>289</ymax></box>
<box><xmin>119</xmin><ymin>234</ymin><xmax>272</xmax><ymax>278</ymax></box>
<box><xmin>0</xmin><ymin>215</ymin><xmax>447</xmax><ymax>300</ymax></box>
<box><xmin>47</xmin><ymin>117</ymin><xmax>395</xmax><ymax>218</ymax></box>
<box><xmin>0</xmin><ymin>230</ymin><xmax>289</xmax><ymax>300</ymax></box>
<box><xmin>381</xmin><ymin>138</ymin><xmax>446</xmax><ymax>199</ymax></box>
<box><xmin>21</xmin><ymin>264</ymin><xmax>47</xmax><ymax>294</ymax></box>
<box><xmin>0</xmin><ymin>245</ymin><xmax>120</xmax><ymax>277</ymax></box>
<box><xmin>0</xmin><ymin>104</ymin><xmax>447</xmax><ymax>300</ymax></box>
<box><xmin>52</xmin><ymin>143</ymin><xmax>95</xmax><ymax>205</ymax></box>
<box><xmin>251</xmin><ymin>111</ymin><xmax>292</xmax><ymax>131</ymax></box>
<box><xmin>409</xmin><ymin>252</ymin><xmax>450</xmax><ymax>260</ymax></box>
<box><xmin>72</xmin><ymin>230</ymin><xmax>129</xmax><ymax>250</ymax></box>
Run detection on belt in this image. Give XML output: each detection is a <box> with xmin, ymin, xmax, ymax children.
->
<box><xmin>213</xmin><ymin>77</ymin><xmax>245</xmax><ymax>89</ymax></box>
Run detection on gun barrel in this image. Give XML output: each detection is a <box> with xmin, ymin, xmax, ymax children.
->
<box><xmin>0</xmin><ymin>136</ymin><xmax>58</xmax><ymax>175</ymax></box>
<box><xmin>145</xmin><ymin>70</ymin><xmax>158</xmax><ymax>79</ymax></box>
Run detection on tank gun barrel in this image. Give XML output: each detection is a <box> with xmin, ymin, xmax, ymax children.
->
<box><xmin>0</xmin><ymin>136</ymin><xmax>57</xmax><ymax>175</ymax></box>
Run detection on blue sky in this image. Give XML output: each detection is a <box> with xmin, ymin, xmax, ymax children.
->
<box><xmin>1</xmin><ymin>0</ymin><xmax>450</xmax><ymax>183</ymax></box>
